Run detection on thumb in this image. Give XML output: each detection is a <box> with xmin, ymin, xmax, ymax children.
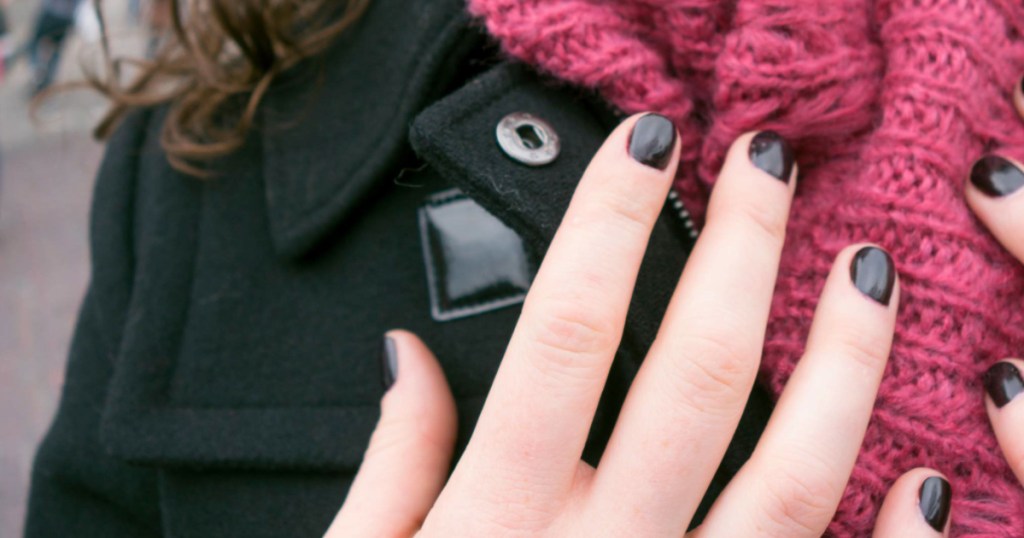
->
<box><xmin>325</xmin><ymin>331</ymin><xmax>458</xmax><ymax>538</ymax></box>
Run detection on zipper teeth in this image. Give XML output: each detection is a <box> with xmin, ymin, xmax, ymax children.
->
<box><xmin>668</xmin><ymin>189</ymin><xmax>699</xmax><ymax>240</ymax></box>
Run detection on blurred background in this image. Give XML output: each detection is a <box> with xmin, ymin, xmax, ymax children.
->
<box><xmin>1</xmin><ymin>0</ymin><xmax>152</xmax><ymax>535</ymax></box>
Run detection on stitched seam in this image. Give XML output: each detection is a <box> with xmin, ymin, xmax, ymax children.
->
<box><xmin>413</xmin><ymin>69</ymin><xmax>550</xmax><ymax>254</ymax></box>
<box><xmin>148</xmin><ymin>71</ymin><xmax>553</xmax><ymax>412</ymax></box>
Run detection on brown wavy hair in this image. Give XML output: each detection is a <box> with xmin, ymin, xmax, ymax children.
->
<box><xmin>89</xmin><ymin>0</ymin><xmax>369</xmax><ymax>175</ymax></box>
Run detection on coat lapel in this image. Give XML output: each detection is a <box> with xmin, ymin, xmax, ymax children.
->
<box><xmin>259</xmin><ymin>0</ymin><xmax>480</xmax><ymax>258</ymax></box>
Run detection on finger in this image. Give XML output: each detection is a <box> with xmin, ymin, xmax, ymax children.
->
<box><xmin>585</xmin><ymin>131</ymin><xmax>796</xmax><ymax>534</ymax></box>
<box><xmin>982</xmin><ymin>359</ymin><xmax>1024</xmax><ymax>486</ymax></box>
<box><xmin>696</xmin><ymin>244</ymin><xmax>899</xmax><ymax>537</ymax></box>
<box><xmin>965</xmin><ymin>155</ymin><xmax>1024</xmax><ymax>262</ymax></box>
<box><xmin>872</xmin><ymin>469</ymin><xmax>951</xmax><ymax>537</ymax></box>
<box><xmin>325</xmin><ymin>331</ymin><xmax>457</xmax><ymax>538</ymax></box>
<box><xmin>452</xmin><ymin>114</ymin><xmax>679</xmax><ymax>502</ymax></box>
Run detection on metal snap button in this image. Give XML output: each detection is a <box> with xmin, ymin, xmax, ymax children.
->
<box><xmin>496</xmin><ymin>112</ymin><xmax>561</xmax><ymax>167</ymax></box>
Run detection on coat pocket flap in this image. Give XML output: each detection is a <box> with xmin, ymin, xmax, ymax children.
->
<box><xmin>98</xmin><ymin>115</ymin><xmax>521</xmax><ymax>471</ymax></box>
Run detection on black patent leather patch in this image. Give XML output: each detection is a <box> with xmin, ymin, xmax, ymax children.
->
<box><xmin>419</xmin><ymin>189</ymin><xmax>531</xmax><ymax>321</ymax></box>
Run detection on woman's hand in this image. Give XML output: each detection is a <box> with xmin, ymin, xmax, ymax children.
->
<box><xmin>325</xmin><ymin>114</ymin><xmax>904</xmax><ymax>537</ymax></box>
<box><xmin>961</xmin><ymin>79</ymin><xmax>1024</xmax><ymax>492</ymax></box>
<box><xmin>871</xmin><ymin>80</ymin><xmax>1024</xmax><ymax>538</ymax></box>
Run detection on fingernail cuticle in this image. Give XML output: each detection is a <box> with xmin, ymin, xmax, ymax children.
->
<box><xmin>850</xmin><ymin>247</ymin><xmax>896</xmax><ymax>305</ymax></box>
<box><xmin>970</xmin><ymin>155</ymin><xmax>1024</xmax><ymax>197</ymax></box>
<box><xmin>628</xmin><ymin>114</ymin><xmax>677</xmax><ymax>171</ymax></box>
<box><xmin>749</xmin><ymin>130</ymin><xmax>795</xmax><ymax>182</ymax></box>
<box><xmin>381</xmin><ymin>335</ymin><xmax>398</xmax><ymax>390</ymax></box>
<box><xmin>983</xmin><ymin>362</ymin><xmax>1024</xmax><ymax>408</ymax></box>
<box><xmin>919</xmin><ymin>476</ymin><xmax>951</xmax><ymax>532</ymax></box>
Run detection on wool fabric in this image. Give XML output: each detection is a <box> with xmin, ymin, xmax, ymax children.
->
<box><xmin>467</xmin><ymin>0</ymin><xmax>1024</xmax><ymax>535</ymax></box>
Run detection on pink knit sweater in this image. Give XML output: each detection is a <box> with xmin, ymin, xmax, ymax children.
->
<box><xmin>467</xmin><ymin>0</ymin><xmax>1024</xmax><ymax>535</ymax></box>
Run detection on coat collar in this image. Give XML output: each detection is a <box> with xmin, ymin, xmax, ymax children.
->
<box><xmin>259</xmin><ymin>0</ymin><xmax>480</xmax><ymax>258</ymax></box>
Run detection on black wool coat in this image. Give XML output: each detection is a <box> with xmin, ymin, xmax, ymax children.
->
<box><xmin>24</xmin><ymin>0</ymin><xmax>773</xmax><ymax>536</ymax></box>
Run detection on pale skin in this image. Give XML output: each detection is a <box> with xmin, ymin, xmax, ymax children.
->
<box><xmin>953</xmin><ymin>78</ymin><xmax>1024</xmax><ymax>496</ymax></box>
<box><xmin>325</xmin><ymin>102</ymin><xmax>1024</xmax><ymax>536</ymax></box>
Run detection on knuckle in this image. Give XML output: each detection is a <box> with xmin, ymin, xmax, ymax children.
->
<box><xmin>437</xmin><ymin>472</ymin><xmax>559</xmax><ymax>535</ymax></box>
<box><xmin>525</xmin><ymin>301</ymin><xmax>619</xmax><ymax>382</ymax></box>
<box><xmin>367</xmin><ymin>412</ymin><xmax>449</xmax><ymax>462</ymax></box>
<box><xmin>666</xmin><ymin>332</ymin><xmax>757</xmax><ymax>412</ymax></box>
<box><xmin>723</xmin><ymin>197</ymin><xmax>787</xmax><ymax>245</ymax></box>
<box><xmin>759</xmin><ymin>454</ymin><xmax>842</xmax><ymax>536</ymax></box>
<box><xmin>829</xmin><ymin>329</ymin><xmax>890</xmax><ymax>371</ymax></box>
<box><xmin>568</xmin><ymin>188</ymin><xmax>656</xmax><ymax>244</ymax></box>
<box><xmin>482</xmin><ymin>497</ymin><xmax>557</xmax><ymax>535</ymax></box>
<box><xmin>364</xmin><ymin>417</ymin><xmax>417</xmax><ymax>460</ymax></box>
<box><xmin>601</xmin><ymin>190</ymin><xmax>657</xmax><ymax>234</ymax></box>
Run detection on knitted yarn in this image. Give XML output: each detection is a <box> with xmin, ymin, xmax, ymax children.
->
<box><xmin>467</xmin><ymin>0</ymin><xmax>1024</xmax><ymax>535</ymax></box>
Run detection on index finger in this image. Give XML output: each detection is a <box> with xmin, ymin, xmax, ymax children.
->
<box><xmin>452</xmin><ymin>113</ymin><xmax>679</xmax><ymax>498</ymax></box>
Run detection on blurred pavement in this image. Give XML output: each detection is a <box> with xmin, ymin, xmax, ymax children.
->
<box><xmin>0</xmin><ymin>1</ymin><xmax>144</xmax><ymax>535</ymax></box>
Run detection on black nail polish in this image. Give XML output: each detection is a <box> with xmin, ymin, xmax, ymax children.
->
<box><xmin>919</xmin><ymin>476</ymin><xmax>951</xmax><ymax>532</ymax></box>
<box><xmin>983</xmin><ymin>362</ymin><xmax>1024</xmax><ymax>408</ymax></box>
<box><xmin>850</xmin><ymin>247</ymin><xmax>895</xmax><ymax>305</ymax></box>
<box><xmin>381</xmin><ymin>336</ymin><xmax>398</xmax><ymax>390</ymax></box>
<box><xmin>628</xmin><ymin>114</ymin><xmax>677</xmax><ymax>170</ymax></box>
<box><xmin>970</xmin><ymin>155</ymin><xmax>1024</xmax><ymax>197</ymax></box>
<box><xmin>749</xmin><ymin>130</ymin><xmax>794</xmax><ymax>182</ymax></box>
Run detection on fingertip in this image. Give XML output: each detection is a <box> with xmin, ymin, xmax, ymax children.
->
<box><xmin>964</xmin><ymin>155</ymin><xmax>1024</xmax><ymax>265</ymax></box>
<box><xmin>981</xmin><ymin>358</ymin><xmax>1024</xmax><ymax>486</ymax></box>
<box><xmin>918</xmin><ymin>474</ymin><xmax>952</xmax><ymax>534</ymax></box>
<box><xmin>874</xmin><ymin>468</ymin><xmax>951</xmax><ymax>537</ymax></box>
<box><xmin>622</xmin><ymin>112</ymin><xmax>681</xmax><ymax>174</ymax></box>
<box><xmin>702</xmin><ymin>130</ymin><xmax>797</xmax><ymax>247</ymax></box>
<box><xmin>982</xmin><ymin>358</ymin><xmax>1024</xmax><ymax>410</ymax></box>
<box><xmin>382</xmin><ymin>328</ymin><xmax>434</xmax><ymax>369</ymax></box>
<box><xmin>746</xmin><ymin>130</ymin><xmax>798</xmax><ymax>185</ymax></box>
<box><xmin>378</xmin><ymin>330</ymin><xmax>456</xmax><ymax>424</ymax></box>
<box><xmin>967</xmin><ymin>155</ymin><xmax>1024</xmax><ymax>201</ymax></box>
<box><xmin>375</xmin><ymin>331</ymin><xmax>458</xmax><ymax>462</ymax></box>
<box><xmin>800</xmin><ymin>244</ymin><xmax>898</xmax><ymax>382</ymax></box>
<box><xmin>847</xmin><ymin>240</ymin><xmax>905</xmax><ymax>303</ymax></box>
<box><xmin>577</xmin><ymin>112</ymin><xmax>679</xmax><ymax>203</ymax></box>
<box><xmin>839</xmin><ymin>243</ymin><xmax>900</xmax><ymax>309</ymax></box>
<box><xmin>326</xmin><ymin>330</ymin><xmax>457</xmax><ymax>537</ymax></box>
<box><xmin>715</xmin><ymin>130</ymin><xmax>798</xmax><ymax>188</ymax></box>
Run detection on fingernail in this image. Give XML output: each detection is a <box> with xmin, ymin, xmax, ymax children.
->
<box><xmin>749</xmin><ymin>130</ymin><xmax>795</xmax><ymax>182</ymax></box>
<box><xmin>983</xmin><ymin>361</ymin><xmax>1024</xmax><ymax>408</ymax></box>
<box><xmin>919</xmin><ymin>476</ymin><xmax>951</xmax><ymax>532</ymax></box>
<box><xmin>850</xmin><ymin>246</ymin><xmax>896</xmax><ymax>305</ymax></box>
<box><xmin>381</xmin><ymin>335</ymin><xmax>398</xmax><ymax>390</ymax></box>
<box><xmin>970</xmin><ymin>155</ymin><xmax>1024</xmax><ymax>197</ymax></box>
<box><xmin>628</xmin><ymin>113</ymin><xmax>677</xmax><ymax>170</ymax></box>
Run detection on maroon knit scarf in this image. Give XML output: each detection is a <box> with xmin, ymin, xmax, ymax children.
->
<box><xmin>467</xmin><ymin>0</ymin><xmax>1024</xmax><ymax>535</ymax></box>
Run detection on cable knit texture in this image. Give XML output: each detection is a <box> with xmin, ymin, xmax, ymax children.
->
<box><xmin>467</xmin><ymin>0</ymin><xmax>1024</xmax><ymax>535</ymax></box>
